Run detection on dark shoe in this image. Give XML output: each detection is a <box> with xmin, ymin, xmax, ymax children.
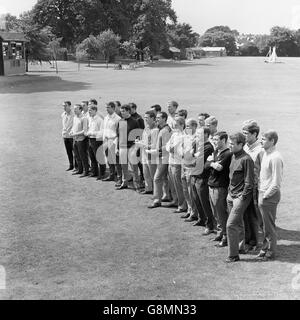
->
<box><xmin>180</xmin><ymin>213</ymin><xmax>190</xmax><ymax>219</ymax></box>
<box><xmin>202</xmin><ymin>228</ymin><xmax>215</xmax><ymax>235</ymax></box>
<box><xmin>66</xmin><ymin>166</ymin><xmax>74</xmax><ymax>171</ymax></box>
<box><xmin>215</xmin><ymin>240</ymin><xmax>228</xmax><ymax>248</ymax></box>
<box><xmin>174</xmin><ymin>208</ymin><xmax>187</xmax><ymax>213</ymax></box>
<box><xmin>193</xmin><ymin>221</ymin><xmax>206</xmax><ymax>227</ymax></box>
<box><xmin>239</xmin><ymin>249</ymin><xmax>247</xmax><ymax>255</ymax></box>
<box><xmin>79</xmin><ymin>173</ymin><xmax>89</xmax><ymax>178</ymax></box>
<box><xmin>184</xmin><ymin>216</ymin><xmax>197</xmax><ymax>222</ymax></box>
<box><xmin>147</xmin><ymin>202</ymin><xmax>161</xmax><ymax>209</ymax></box>
<box><xmin>225</xmin><ymin>256</ymin><xmax>240</xmax><ymax>263</ymax></box>
<box><xmin>116</xmin><ymin>183</ymin><xmax>128</xmax><ymax>190</ymax></box>
<box><xmin>140</xmin><ymin>190</ymin><xmax>153</xmax><ymax>195</ymax></box>
<box><xmin>212</xmin><ymin>235</ymin><xmax>223</xmax><ymax>242</ymax></box>
<box><xmin>164</xmin><ymin>202</ymin><xmax>178</xmax><ymax>208</ymax></box>
<box><xmin>161</xmin><ymin>198</ymin><xmax>171</xmax><ymax>203</ymax></box>
<box><xmin>102</xmin><ymin>176</ymin><xmax>115</xmax><ymax>181</ymax></box>
<box><xmin>72</xmin><ymin>171</ymin><xmax>82</xmax><ymax>175</ymax></box>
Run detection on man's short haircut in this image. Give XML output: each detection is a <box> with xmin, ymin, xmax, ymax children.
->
<box><xmin>186</xmin><ymin>118</ymin><xmax>197</xmax><ymax>127</ymax></box>
<box><xmin>229</xmin><ymin>132</ymin><xmax>246</xmax><ymax>146</ymax></box>
<box><xmin>64</xmin><ymin>101</ymin><xmax>71</xmax><ymax>106</ymax></box>
<box><xmin>90</xmin><ymin>106</ymin><xmax>98</xmax><ymax>112</ymax></box>
<box><xmin>74</xmin><ymin>104</ymin><xmax>83</xmax><ymax>111</ymax></box>
<box><xmin>129</xmin><ymin>102</ymin><xmax>137</xmax><ymax>110</ymax></box>
<box><xmin>81</xmin><ymin>100</ymin><xmax>88</xmax><ymax>105</ymax></box>
<box><xmin>169</xmin><ymin>100</ymin><xmax>178</xmax><ymax>109</ymax></box>
<box><xmin>150</xmin><ymin>104</ymin><xmax>162</xmax><ymax>112</ymax></box>
<box><xmin>178</xmin><ymin>109</ymin><xmax>188</xmax><ymax>119</ymax></box>
<box><xmin>158</xmin><ymin>111</ymin><xmax>168</xmax><ymax>121</ymax></box>
<box><xmin>205</xmin><ymin>116</ymin><xmax>218</xmax><ymax>126</ymax></box>
<box><xmin>198</xmin><ymin>113</ymin><xmax>210</xmax><ymax>119</ymax></box>
<box><xmin>107</xmin><ymin>101</ymin><xmax>116</xmax><ymax>109</ymax></box>
<box><xmin>243</xmin><ymin>124</ymin><xmax>260</xmax><ymax>137</ymax></box>
<box><xmin>203</xmin><ymin>126</ymin><xmax>211</xmax><ymax>136</ymax></box>
<box><xmin>115</xmin><ymin>101</ymin><xmax>121</xmax><ymax>107</ymax></box>
<box><xmin>145</xmin><ymin>111</ymin><xmax>156</xmax><ymax>120</ymax></box>
<box><xmin>120</xmin><ymin>104</ymin><xmax>131</xmax><ymax>112</ymax></box>
<box><xmin>89</xmin><ymin>99</ymin><xmax>98</xmax><ymax>105</ymax></box>
<box><xmin>242</xmin><ymin>119</ymin><xmax>258</xmax><ymax>128</ymax></box>
<box><xmin>215</xmin><ymin>131</ymin><xmax>228</xmax><ymax>142</ymax></box>
<box><xmin>263</xmin><ymin>130</ymin><xmax>279</xmax><ymax>145</ymax></box>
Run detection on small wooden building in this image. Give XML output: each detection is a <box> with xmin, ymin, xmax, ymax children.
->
<box><xmin>169</xmin><ymin>46</ymin><xmax>181</xmax><ymax>60</ymax></box>
<box><xmin>0</xmin><ymin>31</ymin><xmax>27</xmax><ymax>76</ymax></box>
<box><xmin>186</xmin><ymin>46</ymin><xmax>227</xmax><ymax>58</ymax></box>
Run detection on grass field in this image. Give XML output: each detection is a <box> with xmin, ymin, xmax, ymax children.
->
<box><xmin>0</xmin><ymin>57</ymin><xmax>300</xmax><ymax>300</ymax></box>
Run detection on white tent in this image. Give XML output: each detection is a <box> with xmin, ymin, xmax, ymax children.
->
<box><xmin>265</xmin><ymin>46</ymin><xmax>279</xmax><ymax>63</ymax></box>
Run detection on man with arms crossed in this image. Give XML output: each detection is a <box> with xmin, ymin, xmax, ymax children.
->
<box><xmin>257</xmin><ymin>130</ymin><xmax>283</xmax><ymax>260</ymax></box>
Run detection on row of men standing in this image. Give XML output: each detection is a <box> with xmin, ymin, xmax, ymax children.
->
<box><xmin>61</xmin><ymin>100</ymin><xmax>283</xmax><ymax>262</ymax></box>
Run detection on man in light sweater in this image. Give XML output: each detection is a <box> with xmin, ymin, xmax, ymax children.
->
<box><xmin>257</xmin><ymin>130</ymin><xmax>283</xmax><ymax>260</ymax></box>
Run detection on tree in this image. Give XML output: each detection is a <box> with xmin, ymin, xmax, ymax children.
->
<box><xmin>132</xmin><ymin>0</ymin><xmax>177</xmax><ymax>59</ymax></box>
<box><xmin>97</xmin><ymin>29</ymin><xmax>121</xmax><ymax>67</ymax></box>
<box><xmin>167</xmin><ymin>23</ymin><xmax>199</xmax><ymax>58</ymax></box>
<box><xmin>268</xmin><ymin>26</ymin><xmax>299</xmax><ymax>57</ymax></box>
<box><xmin>200</xmin><ymin>31</ymin><xmax>237</xmax><ymax>56</ymax></box>
<box><xmin>239</xmin><ymin>43</ymin><xmax>259</xmax><ymax>56</ymax></box>
<box><xmin>76</xmin><ymin>35</ymin><xmax>100</xmax><ymax>66</ymax></box>
<box><xmin>1</xmin><ymin>13</ymin><xmax>21</xmax><ymax>31</ymax></box>
<box><xmin>253</xmin><ymin>34</ymin><xmax>271</xmax><ymax>56</ymax></box>
<box><xmin>120</xmin><ymin>40</ymin><xmax>138</xmax><ymax>58</ymax></box>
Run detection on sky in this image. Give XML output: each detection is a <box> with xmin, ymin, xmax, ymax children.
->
<box><xmin>1</xmin><ymin>0</ymin><xmax>300</xmax><ymax>35</ymax></box>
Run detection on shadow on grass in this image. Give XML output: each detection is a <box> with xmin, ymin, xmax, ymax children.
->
<box><xmin>0</xmin><ymin>74</ymin><xmax>91</xmax><ymax>94</ymax></box>
<box><xmin>278</xmin><ymin>227</ymin><xmax>300</xmax><ymax>242</ymax></box>
<box><xmin>146</xmin><ymin>61</ymin><xmax>214</xmax><ymax>68</ymax></box>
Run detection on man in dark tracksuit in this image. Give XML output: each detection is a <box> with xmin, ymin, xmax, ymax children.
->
<box><xmin>226</xmin><ymin>132</ymin><xmax>254</xmax><ymax>263</ymax></box>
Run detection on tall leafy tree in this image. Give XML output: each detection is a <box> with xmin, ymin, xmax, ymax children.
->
<box><xmin>97</xmin><ymin>29</ymin><xmax>121</xmax><ymax>66</ymax></box>
<box><xmin>268</xmin><ymin>26</ymin><xmax>299</xmax><ymax>57</ymax></box>
<box><xmin>132</xmin><ymin>0</ymin><xmax>177</xmax><ymax>58</ymax></box>
<box><xmin>200</xmin><ymin>25</ymin><xmax>237</xmax><ymax>56</ymax></box>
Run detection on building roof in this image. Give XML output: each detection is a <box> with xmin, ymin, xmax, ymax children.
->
<box><xmin>0</xmin><ymin>31</ymin><xmax>28</xmax><ymax>42</ymax></box>
<box><xmin>169</xmin><ymin>46</ymin><xmax>181</xmax><ymax>53</ymax></box>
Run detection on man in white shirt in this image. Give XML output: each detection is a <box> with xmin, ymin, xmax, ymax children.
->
<box><xmin>69</xmin><ymin>104</ymin><xmax>89</xmax><ymax>177</ymax></box>
<box><xmin>167</xmin><ymin>100</ymin><xmax>178</xmax><ymax>131</ymax></box>
<box><xmin>166</xmin><ymin>117</ymin><xmax>187</xmax><ymax>212</ymax></box>
<box><xmin>102</xmin><ymin>102</ymin><xmax>122</xmax><ymax>182</ymax></box>
<box><xmin>61</xmin><ymin>101</ymin><xmax>75</xmax><ymax>171</ymax></box>
<box><xmin>257</xmin><ymin>130</ymin><xmax>283</xmax><ymax>260</ymax></box>
<box><xmin>87</xmin><ymin>105</ymin><xmax>106</xmax><ymax>179</ymax></box>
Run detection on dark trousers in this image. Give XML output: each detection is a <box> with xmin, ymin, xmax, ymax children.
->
<box><xmin>209</xmin><ymin>187</ymin><xmax>228</xmax><ymax>239</ymax></box>
<box><xmin>192</xmin><ymin>177</ymin><xmax>216</xmax><ymax>230</ymax></box>
<box><xmin>244</xmin><ymin>199</ymin><xmax>259</xmax><ymax>246</ymax></box>
<box><xmin>89</xmin><ymin>138</ymin><xmax>106</xmax><ymax>177</ymax></box>
<box><xmin>74</xmin><ymin>138</ymin><xmax>89</xmax><ymax>174</ymax></box>
<box><xmin>63</xmin><ymin>138</ymin><xmax>74</xmax><ymax>167</ymax></box>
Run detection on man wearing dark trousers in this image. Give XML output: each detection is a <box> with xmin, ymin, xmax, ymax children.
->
<box><xmin>129</xmin><ymin>103</ymin><xmax>145</xmax><ymax>188</ymax></box>
<box><xmin>191</xmin><ymin>127</ymin><xmax>215</xmax><ymax>234</ymax></box>
<box><xmin>87</xmin><ymin>105</ymin><xmax>106</xmax><ymax>179</ymax></box>
<box><xmin>70</xmin><ymin>105</ymin><xmax>89</xmax><ymax>177</ymax></box>
<box><xmin>226</xmin><ymin>132</ymin><xmax>254</xmax><ymax>263</ymax></box>
<box><xmin>116</xmin><ymin>105</ymin><xmax>141</xmax><ymax>190</ymax></box>
<box><xmin>208</xmin><ymin>131</ymin><xmax>232</xmax><ymax>247</ymax></box>
<box><xmin>61</xmin><ymin>101</ymin><xmax>75</xmax><ymax>171</ymax></box>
